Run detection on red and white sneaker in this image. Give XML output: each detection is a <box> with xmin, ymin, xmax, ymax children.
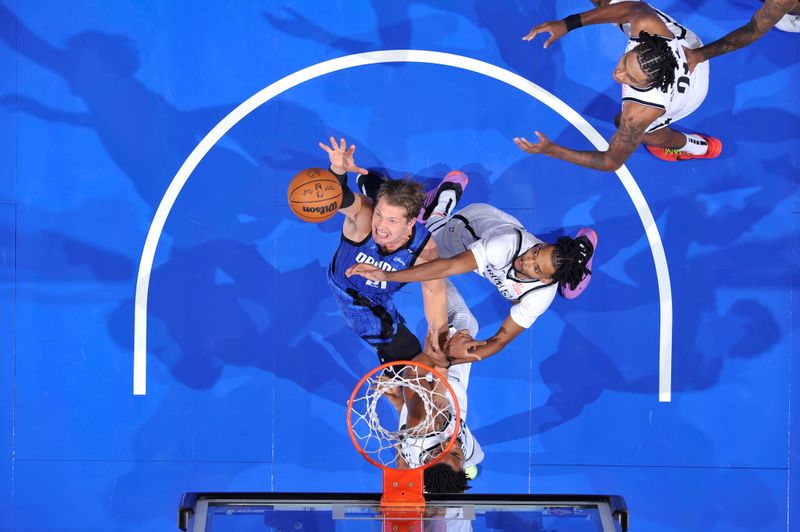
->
<box><xmin>417</xmin><ymin>170</ymin><xmax>468</xmax><ymax>223</ymax></box>
<box><xmin>559</xmin><ymin>227</ymin><xmax>597</xmax><ymax>300</ymax></box>
<box><xmin>645</xmin><ymin>134</ymin><xmax>722</xmax><ymax>162</ymax></box>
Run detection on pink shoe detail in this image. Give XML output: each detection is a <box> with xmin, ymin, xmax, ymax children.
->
<box><xmin>417</xmin><ymin>170</ymin><xmax>468</xmax><ymax>223</ymax></box>
<box><xmin>559</xmin><ymin>227</ymin><xmax>597</xmax><ymax>300</ymax></box>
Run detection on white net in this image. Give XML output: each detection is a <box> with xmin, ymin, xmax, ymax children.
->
<box><xmin>349</xmin><ymin>363</ymin><xmax>458</xmax><ymax>469</ymax></box>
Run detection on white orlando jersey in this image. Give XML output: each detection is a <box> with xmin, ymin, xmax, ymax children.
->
<box><xmin>432</xmin><ymin>203</ymin><xmax>557</xmax><ymax>329</ymax></box>
<box><xmin>613</xmin><ymin>0</ymin><xmax>710</xmax><ymax>132</ymax></box>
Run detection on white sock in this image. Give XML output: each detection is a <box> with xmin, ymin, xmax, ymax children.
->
<box><xmin>429</xmin><ymin>189</ymin><xmax>457</xmax><ymax>219</ymax></box>
<box><xmin>681</xmin><ymin>133</ymin><xmax>709</xmax><ymax>155</ymax></box>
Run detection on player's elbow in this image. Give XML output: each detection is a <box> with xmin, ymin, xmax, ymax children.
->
<box><xmin>600</xmin><ymin>156</ymin><xmax>624</xmax><ymax>172</ymax></box>
<box><xmin>628</xmin><ymin>3</ymin><xmax>656</xmax><ymax>23</ymax></box>
<box><xmin>421</xmin><ymin>278</ymin><xmax>445</xmax><ymax>294</ymax></box>
<box><xmin>751</xmin><ymin>12</ymin><xmax>778</xmax><ymax>36</ymax></box>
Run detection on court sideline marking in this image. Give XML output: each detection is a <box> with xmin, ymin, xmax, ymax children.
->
<box><xmin>132</xmin><ymin>50</ymin><xmax>673</xmax><ymax>402</ymax></box>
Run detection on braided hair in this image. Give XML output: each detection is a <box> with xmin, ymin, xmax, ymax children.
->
<box><xmin>423</xmin><ymin>463</ymin><xmax>471</xmax><ymax>494</ymax></box>
<box><xmin>550</xmin><ymin>235</ymin><xmax>594</xmax><ymax>291</ymax></box>
<box><xmin>635</xmin><ymin>30</ymin><xmax>678</xmax><ymax>92</ymax></box>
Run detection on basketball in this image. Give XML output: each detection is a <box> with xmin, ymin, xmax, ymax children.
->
<box><xmin>287</xmin><ymin>168</ymin><xmax>343</xmax><ymax>223</ymax></box>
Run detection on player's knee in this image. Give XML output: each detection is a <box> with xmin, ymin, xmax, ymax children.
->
<box><xmin>450</xmin><ymin>311</ymin><xmax>479</xmax><ymax>338</ymax></box>
<box><xmin>465</xmin><ymin>316</ymin><xmax>479</xmax><ymax>339</ymax></box>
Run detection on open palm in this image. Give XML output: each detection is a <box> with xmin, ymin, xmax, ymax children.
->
<box><xmin>318</xmin><ymin>137</ymin><xmax>368</xmax><ymax>175</ymax></box>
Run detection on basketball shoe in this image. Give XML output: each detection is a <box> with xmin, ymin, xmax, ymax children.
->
<box><xmin>646</xmin><ymin>134</ymin><xmax>722</xmax><ymax>162</ymax></box>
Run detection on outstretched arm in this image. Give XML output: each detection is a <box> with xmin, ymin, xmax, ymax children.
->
<box><xmin>346</xmin><ymin>249</ymin><xmax>478</xmax><ymax>283</ymax></box>
<box><xmin>686</xmin><ymin>0</ymin><xmax>797</xmax><ymax>70</ymax></box>
<box><xmin>318</xmin><ymin>137</ymin><xmax>371</xmax><ymax>236</ymax></box>
<box><xmin>513</xmin><ymin>102</ymin><xmax>663</xmax><ymax>172</ymax></box>
<box><xmin>0</xmin><ymin>4</ymin><xmax>66</xmax><ymax>73</ymax></box>
<box><xmin>2</xmin><ymin>94</ymin><xmax>91</xmax><ymax>126</ymax></box>
<box><xmin>523</xmin><ymin>1</ymin><xmax>668</xmax><ymax>48</ymax></box>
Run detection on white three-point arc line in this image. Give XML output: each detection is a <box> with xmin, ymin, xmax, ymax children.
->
<box><xmin>132</xmin><ymin>50</ymin><xmax>673</xmax><ymax>402</ymax></box>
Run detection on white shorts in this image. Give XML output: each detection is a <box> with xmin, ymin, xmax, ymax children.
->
<box><xmin>430</xmin><ymin>203</ymin><xmax>523</xmax><ymax>259</ymax></box>
<box><xmin>775</xmin><ymin>13</ymin><xmax>800</xmax><ymax>32</ymax></box>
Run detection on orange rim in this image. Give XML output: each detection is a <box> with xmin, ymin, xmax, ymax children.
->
<box><xmin>346</xmin><ymin>360</ymin><xmax>461</xmax><ymax>473</ymax></box>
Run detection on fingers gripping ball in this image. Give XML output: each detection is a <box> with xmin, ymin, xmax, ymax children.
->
<box><xmin>287</xmin><ymin>168</ymin><xmax>343</xmax><ymax>222</ymax></box>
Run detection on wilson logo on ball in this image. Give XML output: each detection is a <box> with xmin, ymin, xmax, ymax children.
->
<box><xmin>302</xmin><ymin>201</ymin><xmax>339</xmax><ymax>215</ymax></box>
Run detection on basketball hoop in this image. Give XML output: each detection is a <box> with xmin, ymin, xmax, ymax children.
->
<box><xmin>346</xmin><ymin>359</ymin><xmax>461</xmax><ymax>510</ymax></box>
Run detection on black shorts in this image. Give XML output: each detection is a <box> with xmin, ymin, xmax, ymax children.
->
<box><xmin>371</xmin><ymin>321</ymin><xmax>422</xmax><ymax>365</ymax></box>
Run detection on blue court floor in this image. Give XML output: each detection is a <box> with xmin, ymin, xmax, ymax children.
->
<box><xmin>1</xmin><ymin>1</ymin><xmax>798</xmax><ymax>530</ymax></box>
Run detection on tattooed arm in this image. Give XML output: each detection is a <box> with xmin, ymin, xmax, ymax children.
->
<box><xmin>513</xmin><ymin>103</ymin><xmax>664</xmax><ymax>172</ymax></box>
<box><xmin>687</xmin><ymin>0</ymin><xmax>798</xmax><ymax>70</ymax></box>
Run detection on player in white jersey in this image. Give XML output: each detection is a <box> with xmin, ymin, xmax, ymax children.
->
<box><xmin>397</xmin><ymin>352</ymin><xmax>484</xmax><ymax>492</ymax></box>
<box><xmin>685</xmin><ymin>0</ymin><xmax>800</xmax><ymax>72</ymax></box>
<box><xmin>347</xmin><ymin>203</ymin><xmax>596</xmax><ymax>365</ymax></box>
<box><xmin>517</xmin><ymin>0</ymin><xmax>722</xmax><ymax>168</ymax></box>
<box><xmin>395</xmin><ymin>314</ymin><xmax>485</xmax><ymax>493</ymax></box>
<box><xmin>775</xmin><ymin>9</ymin><xmax>800</xmax><ymax>31</ymax></box>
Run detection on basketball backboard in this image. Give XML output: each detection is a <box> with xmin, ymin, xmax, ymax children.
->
<box><xmin>178</xmin><ymin>492</ymin><xmax>629</xmax><ymax>531</ymax></box>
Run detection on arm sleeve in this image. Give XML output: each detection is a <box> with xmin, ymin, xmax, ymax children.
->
<box><xmin>329</xmin><ymin>165</ymin><xmax>355</xmax><ymax>208</ymax></box>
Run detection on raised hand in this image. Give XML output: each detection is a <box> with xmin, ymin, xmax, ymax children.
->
<box><xmin>345</xmin><ymin>263</ymin><xmax>388</xmax><ymax>281</ymax></box>
<box><xmin>317</xmin><ymin>137</ymin><xmax>368</xmax><ymax>176</ymax></box>
<box><xmin>522</xmin><ymin>21</ymin><xmax>567</xmax><ymax>49</ymax></box>
<box><xmin>513</xmin><ymin>132</ymin><xmax>552</xmax><ymax>155</ymax></box>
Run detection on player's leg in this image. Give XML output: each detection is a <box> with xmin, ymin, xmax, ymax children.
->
<box><xmin>642</xmin><ymin>126</ymin><xmax>689</xmax><ymax>148</ymax></box>
<box><xmin>617</xmin><ymin>100</ymin><xmax>715</xmax><ymax>161</ymax></box>
<box><xmin>418</xmin><ymin>170</ymin><xmax>469</xmax><ymax>226</ymax></box>
<box><xmin>643</xmin><ymin>126</ymin><xmax>722</xmax><ymax>162</ymax></box>
<box><xmin>443</xmin><ymin>279</ymin><xmax>476</xmax><ymax>412</ymax></box>
<box><xmin>362</xmin><ymin>303</ymin><xmax>420</xmax><ymax>410</ymax></box>
<box><xmin>374</xmin><ymin>321</ymin><xmax>422</xmax><ymax>364</ymax></box>
<box><xmin>443</xmin><ymin>280</ymin><xmax>485</xmax><ymax>478</ymax></box>
<box><xmin>368</xmin><ymin>296</ymin><xmax>422</xmax><ymax>364</ymax></box>
<box><xmin>446</xmin><ymin>279</ymin><xmax>478</xmax><ymax>339</ymax></box>
<box><xmin>428</xmin><ymin>206</ymin><xmax>480</xmax><ymax>263</ymax></box>
<box><xmin>642</xmin><ymin>48</ymin><xmax>719</xmax><ymax>161</ymax></box>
